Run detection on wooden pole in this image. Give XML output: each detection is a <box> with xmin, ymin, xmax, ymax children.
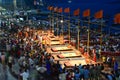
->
<box><xmin>68</xmin><ymin>13</ymin><xmax>71</xmax><ymax>44</ymax></box>
<box><xmin>100</xmin><ymin>18</ymin><xmax>103</xmax><ymax>59</ymax></box>
<box><xmin>52</xmin><ymin>11</ymin><xmax>54</xmax><ymax>33</ymax></box>
<box><xmin>77</xmin><ymin>17</ymin><xmax>80</xmax><ymax>50</ymax></box>
<box><xmin>62</xmin><ymin>14</ymin><xmax>64</xmax><ymax>36</ymax></box>
<box><xmin>56</xmin><ymin>13</ymin><xmax>59</xmax><ymax>36</ymax></box>
<box><xmin>87</xmin><ymin>17</ymin><xmax>90</xmax><ymax>54</ymax></box>
<box><xmin>49</xmin><ymin>11</ymin><xmax>52</xmax><ymax>30</ymax></box>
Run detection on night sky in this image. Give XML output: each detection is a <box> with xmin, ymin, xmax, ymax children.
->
<box><xmin>44</xmin><ymin>0</ymin><xmax>120</xmax><ymax>33</ymax></box>
<box><xmin>24</xmin><ymin>0</ymin><xmax>120</xmax><ymax>32</ymax></box>
<box><xmin>26</xmin><ymin>0</ymin><xmax>120</xmax><ymax>17</ymax></box>
<box><xmin>48</xmin><ymin>0</ymin><xmax>120</xmax><ymax>16</ymax></box>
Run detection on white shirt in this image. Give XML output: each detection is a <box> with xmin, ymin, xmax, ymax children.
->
<box><xmin>20</xmin><ymin>72</ymin><xmax>29</xmax><ymax>80</ymax></box>
<box><xmin>6</xmin><ymin>44</ymin><xmax>11</xmax><ymax>51</ymax></box>
<box><xmin>49</xmin><ymin>57</ymin><xmax>54</xmax><ymax>63</ymax></box>
<box><xmin>31</xmin><ymin>45</ymin><xmax>33</xmax><ymax>50</ymax></box>
<box><xmin>8</xmin><ymin>56</ymin><xmax>13</xmax><ymax>63</ymax></box>
<box><xmin>107</xmin><ymin>57</ymin><xmax>110</xmax><ymax>62</ymax></box>
<box><xmin>44</xmin><ymin>51</ymin><xmax>47</xmax><ymax>56</ymax></box>
<box><xmin>59</xmin><ymin>73</ymin><xmax>66</xmax><ymax>80</ymax></box>
<box><xmin>29</xmin><ymin>58</ymin><xmax>34</xmax><ymax>65</ymax></box>
<box><xmin>23</xmin><ymin>61</ymin><xmax>27</xmax><ymax>67</ymax></box>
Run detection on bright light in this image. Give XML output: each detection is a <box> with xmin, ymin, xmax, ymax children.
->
<box><xmin>31</xmin><ymin>39</ymin><xmax>34</xmax><ymax>41</ymax></box>
<box><xmin>68</xmin><ymin>0</ymin><xmax>72</xmax><ymax>3</ymax></box>
<box><xmin>87</xmin><ymin>29</ymin><xmax>89</xmax><ymax>32</ymax></box>
<box><xmin>60</xmin><ymin>20</ymin><xmax>63</xmax><ymax>23</ymax></box>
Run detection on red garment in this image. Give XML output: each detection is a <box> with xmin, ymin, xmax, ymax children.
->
<box><xmin>18</xmin><ymin>31</ymin><xmax>22</xmax><ymax>37</ymax></box>
<box><xmin>80</xmin><ymin>47</ymin><xmax>84</xmax><ymax>54</ymax></box>
<box><xmin>84</xmin><ymin>52</ymin><xmax>89</xmax><ymax>58</ymax></box>
<box><xmin>66</xmin><ymin>74</ymin><xmax>73</xmax><ymax>80</ymax></box>
<box><xmin>25</xmin><ymin>32</ymin><xmax>28</xmax><ymax>38</ymax></box>
<box><xmin>93</xmin><ymin>54</ymin><xmax>97</xmax><ymax>62</ymax></box>
<box><xmin>17</xmin><ymin>50</ymin><xmax>21</xmax><ymax>57</ymax></box>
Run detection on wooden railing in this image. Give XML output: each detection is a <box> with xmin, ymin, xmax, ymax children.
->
<box><xmin>101</xmin><ymin>51</ymin><xmax>120</xmax><ymax>56</ymax></box>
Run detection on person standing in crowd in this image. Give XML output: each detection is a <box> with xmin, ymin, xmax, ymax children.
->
<box><xmin>89</xmin><ymin>65</ymin><xmax>94</xmax><ymax>80</ymax></box>
<box><xmin>73</xmin><ymin>64</ymin><xmax>78</xmax><ymax>73</ymax></box>
<box><xmin>92</xmin><ymin>64</ymin><xmax>98</xmax><ymax>80</ymax></box>
<box><xmin>59</xmin><ymin>69</ymin><xmax>67</xmax><ymax>80</ymax></box>
<box><xmin>119</xmin><ymin>74</ymin><xmax>120</xmax><ymax>80</ymax></box>
<box><xmin>79</xmin><ymin>64</ymin><xmax>84</xmax><ymax>80</ymax></box>
<box><xmin>0</xmin><ymin>52</ymin><xmax>6</xmax><ymax>65</ymax></box>
<box><xmin>83</xmin><ymin>66</ymin><xmax>90</xmax><ymax>80</ymax></box>
<box><xmin>20</xmin><ymin>69</ymin><xmax>29</xmax><ymax>80</ymax></box>
<box><xmin>46</xmin><ymin>60</ymin><xmax>51</xmax><ymax>76</ymax></box>
<box><xmin>52</xmin><ymin>64</ymin><xmax>60</xmax><ymax>80</ymax></box>
<box><xmin>18</xmin><ymin>68</ymin><xmax>23</xmax><ymax>80</ymax></box>
<box><xmin>114</xmin><ymin>60</ymin><xmax>119</xmax><ymax>78</ymax></box>
<box><xmin>66</xmin><ymin>71</ymin><xmax>74</xmax><ymax>80</ymax></box>
<box><xmin>28</xmin><ymin>57</ymin><xmax>34</xmax><ymax>69</ymax></box>
<box><xmin>8</xmin><ymin>55</ymin><xmax>13</xmax><ymax>70</ymax></box>
<box><xmin>56</xmin><ymin>61</ymin><xmax>62</xmax><ymax>73</ymax></box>
<box><xmin>6</xmin><ymin>42</ymin><xmax>11</xmax><ymax>52</ymax></box>
<box><xmin>108</xmin><ymin>56</ymin><xmax>113</xmax><ymax>67</ymax></box>
<box><xmin>74</xmin><ymin>70</ymin><xmax>80</xmax><ymax>80</ymax></box>
<box><xmin>97</xmin><ymin>63</ymin><xmax>102</xmax><ymax>80</ymax></box>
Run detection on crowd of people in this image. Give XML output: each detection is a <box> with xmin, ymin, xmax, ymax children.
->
<box><xmin>70</xmin><ymin>26</ymin><xmax>120</xmax><ymax>62</ymax></box>
<box><xmin>0</xmin><ymin>24</ymin><xmax>120</xmax><ymax>80</ymax></box>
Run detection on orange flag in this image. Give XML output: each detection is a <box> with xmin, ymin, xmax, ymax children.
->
<box><xmin>94</xmin><ymin>10</ymin><xmax>103</xmax><ymax>19</ymax></box>
<box><xmin>54</xmin><ymin>7</ymin><xmax>58</xmax><ymax>12</ymax></box>
<box><xmin>73</xmin><ymin>8</ymin><xmax>80</xmax><ymax>16</ymax></box>
<box><xmin>83</xmin><ymin>9</ymin><xmax>90</xmax><ymax>17</ymax></box>
<box><xmin>50</xmin><ymin>6</ymin><xmax>54</xmax><ymax>11</ymax></box>
<box><xmin>114</xmin><ymin>13</ymin><xmax>120</xmax><ymax>24</ymax></box>
<box><xmin>48</xmin><ymin>6</ymin><xmax>54</xmax><ymax>11</ymax></box>
<box><xmin>64</xmin><ymin>7</ymin><xmax>70</xmax><ymax>13</ymax></box>
<box><xmin>58</xmin><ymin>7</ymin><xmax>63</xmax><ymax>13</ymax></box>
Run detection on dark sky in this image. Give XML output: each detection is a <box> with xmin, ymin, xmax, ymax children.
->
<box><xmin>42</xmin><ymin>0</ymin><xmax>120</xmax><ymax>16</ymax></box>
<box><xmin>25</xmin><ymin>0</ymin><xmax>120</xmax><ymax>15</ymax></box>
<box><xmin>44</xmin><ymin>0</ymin><xmax>120</xmax><ymax>32</ymax></box>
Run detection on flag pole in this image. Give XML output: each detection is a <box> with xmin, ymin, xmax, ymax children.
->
<box><xmin>87</xmin><ymin>17</ymin><xmax>90</xmax><ymax>55</ymax></box>
<box><xmin>77</xmin><ymin>16</ymin><xmax>80</xmax><ymax>50</ymax></box>
<box><xmin>60</xmin><ymin>13</ymin><xmax>62</xmax><ymax>36</ymax></box>
<box><xmin>52</xmin><ymin>10</ymin><xmax>54</xmax><ymax>33</ymax></box>
<box><xmin>62</xmin><ymin>13</ymin><xmax>64</xmax><ymax>36</ymax></box>
<box><xmin>68</xmin><ymin>13</ymin><xmax>71</xmax><ymax>44</ymax></box>
<box><xmin>49</xmin><ymin>11</ymin><xmax>52</xmax><ymax>30</ymax></box>
<box><xmin>48</xmin><ymin>6</ymin><xmax>52</xmax><ymax>32</ymax></box>
<box><xmin>100</xmin><ymin>18</ymin><xmax>103</xmax><ymax>60</ymax></box>
<box><xmin>56</xmin><ymin>12</ymin><xmax>59</xmax><ymax>36</ymax></box>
